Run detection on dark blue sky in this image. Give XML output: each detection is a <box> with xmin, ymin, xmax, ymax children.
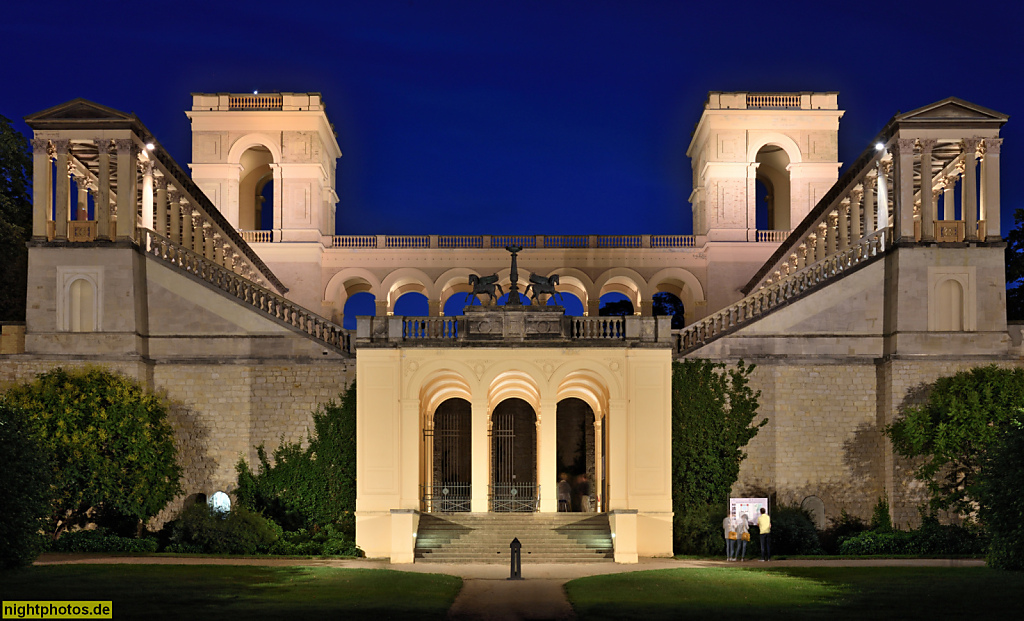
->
<box><xmin>3</xmin><ymin>0</ymin><xmax>1022</xmax><ymax>235</ymax></box>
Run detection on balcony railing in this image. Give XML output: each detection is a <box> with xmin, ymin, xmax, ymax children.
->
<box><xmin>421</xmin><ymin>483</ymin><xmax>471</xmax><ymax>513</ymax></box>
<box><xmin>228</xmin><ymin>94</ymin><xmax>283</xmax><ymax>110</ymax></box>
<box><xmin>489</xmin><ymin>483</ymin><xmax>539</xmax><ymax>512</ymax></box>
<box><xmin>332</xmin><ymin>234</ymin><xmax>700</xmax><ymax>249</ymax></box>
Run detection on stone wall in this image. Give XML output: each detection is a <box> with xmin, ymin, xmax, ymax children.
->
<box><xmin>0</xmin><ymin>356</ymin><xmax>353</xmax><ymax>527</ymax></box>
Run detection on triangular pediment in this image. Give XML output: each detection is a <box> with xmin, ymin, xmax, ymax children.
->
<box><xmin>896</xmin><ymin>97</ymin><xmax>1008</xmax><ymax>124</ymax></box>
<box><xmin>25</xmin><ymin>98</ymin><xmax>140</xmax><ymax>130</ymax></box>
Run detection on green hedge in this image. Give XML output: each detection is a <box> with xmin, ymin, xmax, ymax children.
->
<box><xmin>839</xmin><ymin>520</ymin><xmax>986</xmax><ymax>556</ymax></box>
<box><xmin>50</xmin><ymin>529</ymin><xmax>159</xmax><ymax>553</ymax></box>
<box><xmin>167</xmin><ymin>504</ymin><xmax>279</xmax><ymax>555</ymax></box>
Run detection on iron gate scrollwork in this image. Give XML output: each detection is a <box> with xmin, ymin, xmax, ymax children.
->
<box><xmin>489</xmin><ymin>408</ymin><xmax>539</xmax><ymax>512</ymax></box>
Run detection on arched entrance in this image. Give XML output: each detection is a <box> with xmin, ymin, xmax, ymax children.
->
<box><xmin>490</xmin><ymin>398</ymin><xmax>538</xmax><ymax>512</ymax></box>
<box><xmin>755</xmin><ymin>144</ymin><xmax>792</xmax><ymax>231</ymax></box>
<box><xmin>556</xmin><ymin>398</ymin><xmax>598</xmax><ymax>512</ymax></box>
<box><xmin>422</xmin><ymin>398</ymin><xmax>471</xmax><ymax>512</ymax></box>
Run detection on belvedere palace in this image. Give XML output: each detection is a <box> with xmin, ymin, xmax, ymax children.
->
<box><xmin>0</xmin><ymin>91</ymin><xmax>1012</xmax><ymax>562</ymax></box>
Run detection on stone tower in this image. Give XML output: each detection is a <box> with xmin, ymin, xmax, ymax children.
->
<box><xmin>187</xmin><ymin>93</ymin><xmax>342</xmax><ymax>243</ymax></box>
<box><xmin>687</xmin><ymin>92</ymin><xmax>844</xmax><ymax>241</ymax></box>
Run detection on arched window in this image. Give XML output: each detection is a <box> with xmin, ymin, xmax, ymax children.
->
<box><xmin>238</xmin><ymin>146</ymin><xmax>275</xmax><ymax>230</ymax></box>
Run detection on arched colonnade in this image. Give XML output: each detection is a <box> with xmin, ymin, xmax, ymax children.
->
<box><xmin>325</xmin><ymin>266</ymin><xmax>706</xmax><ymax>325</ymax></box>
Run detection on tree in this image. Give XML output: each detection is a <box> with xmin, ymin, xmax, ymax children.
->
<box><xmin>886</xmin><ymin>365</ymin><xmax>1024</xmax><ymax>515</ymax></box>
<box><xmin>653</xmin><ymin>292</ymin><xmax>686</xmax><ymax>329</ymax></box>
<box><xmin>672</xmin><ymin>359</ymin><xmax>765</xmax><ymax>553</ymax></box>
<box><xmin>0</xmin><ymin>114</ymin><xmax>32</xmax><ymax>322</ymax></box>
<box><xmin>0</xmin><ymin>400</ymin><xmax>51</xmax><ymax>568</ymax></box>
<box><xmin>599</xmin><ymin>299</ymin><xmax>633</xmax><ymax>316</ymax></box>
<box><xmin>236</xmin><ymin>381</ymin><xmax>357</xmax><ymax>537</ymax></box>
<box><xmin>2</xmin><ymin>367</ymin><xmax>182</xmax><ymax>538</ymax></box>
<box><xmin>977</xmin><ymin>417</ymin><xmax>1024</xmax><ymax>570</ymax></box>
<box><xmin>1006</xmin><ymin>209</ymin><xmax>1024</xmax><ymax>321</ymax></box>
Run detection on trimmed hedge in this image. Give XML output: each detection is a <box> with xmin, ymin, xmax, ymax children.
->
<box><xmin>167</xmin><ymin>504</ymin><xmax>279</xmax><ymax>555</ymax></box>
<box><xmin>839</xmin><ymin>519</ymin><xmax>987</xmax><ymax>556</ymax></box>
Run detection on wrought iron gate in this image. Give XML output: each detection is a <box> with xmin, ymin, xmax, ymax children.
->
<box><xmin>489</xmin><ymin>409</ymin><xmax>538</xmax><ymax>512</ymax></box>
<box><xmin>421</xmin><ymin>409</ymin><xmax>470</xmax><ymax>512</ymax></box>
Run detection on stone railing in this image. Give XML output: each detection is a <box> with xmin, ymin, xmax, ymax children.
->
<box><xmin>358</xmin><ymin>308</ymin><xmax>669</xmax><ymax>347</ymax></box>
<box><xmin>756</xmin><ymin>229</ymin><xmax>790</xmax><ymax>243</ymax></box>
<box><xmin>677</xmin><ymin>227</ymin><xmax>890</xmax><ymax>353</ymax></box>
<box><xmin>570</xmin><ymin>317</ymin><xmax>625</xmax><ymax>340</ymax></box>
<box><xmin>239</xmin><ymin>230</ymin><xmax>273</xmax><ymax>243</ymax></box>
<box><xmin>746</xmin><ymin>93</ymin><xmax>801</xmax><ymax>108</ymax></box>
<box><xmin>142</xmin><ymin>229</ymin><xmax>352</xmax><ymax>355</ymax></box>
<box><xmin>228</xmin><ymin>94</ymin><xmax>283</xmax><ymax>110</ymax></box>
<box><xmin>332</xmin><ymin>234</ymin><xmax>702</xmax><ymax>250</ymax></box>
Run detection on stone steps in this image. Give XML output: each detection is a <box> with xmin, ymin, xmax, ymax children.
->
<box><xmin>415</xmin><ymin>512</ymin><xmax>614</xmax><ymax>563</ymax></box>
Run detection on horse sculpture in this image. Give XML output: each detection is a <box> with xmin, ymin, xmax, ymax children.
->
<box><xmin>466</xmin><ymin>274</ymin><xmax>504</xmax><ymax>305</ymax></box>
<box><xmin>524</xmin><ymin>273</ymin><xmax>562</xmax><ymax>304</ymax></box>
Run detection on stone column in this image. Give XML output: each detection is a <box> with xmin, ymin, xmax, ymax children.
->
<box><xmin>141</xmin><ymin>159</ymin><xmax>155</xmax><ymax>231</ymax></box>
<box><xmin>470</xmin><ymin>397</ymin><xmax>489</xmax><ymax>512</ymax></box>
<box><xmin>181</xmin><ymin>201</ymin><xmax>194</xmax><ymax>251</ymax></box>
<box><xmin>863</xmin><ymin>171</ymin><xmax>876</xmax><ymax>233</ymax></box>
<box><xmin>878</xmin><ymin>160</ymin><xmax>892</xmax><ymax>243</ymax></box>
<box><xmin>962</xmin><ymin>139</ymin><xmax>980</xmax><ymax>241</ymax></box>
<box><xmin>375</xmin><ymin>299</ymin><xmax>389</xmax><ymax>318</ymax></box>
<box><xmin>96</xmin><ymin>140</ymin><xmax>112</xmax><ymax>240</ymax></box>
<box><xmin>203</xmin><ymin>221</ymin><xmax>215</xmax><ymax>258</ymax></box>
<box><xmin>30</xmin><ymin>138</ymin><xmax>51</xmax><ymax>239</ymax></box>
<box><xmin>943</xmin><ymin>175</ymin><xmax>957</xmax><ymax>221</ymax></box>
<box><xmin>815</xmin><ymin>224</ymin><xmax>826</xmax><ymax>262</ymax></box>
<box><xmin>838</xmin><ymin>199</ymin><xmax>850</xmax><ymax>250</ymax></box>
<box><xmin>892</xmin><ymin>139</ymin><xmax>916</xmax><ymax>243</ymax></box>
<box><xmin>606</xmin><ymin>398</ymin><xmax>627</xmax><ymax>511</ymax></box>
<box><xmin>115</xmin><ymin>139</ymin><xmax>137</xmax><ymax>240</ymax></box>
<box><xmin>271</xmin><ymin>163</ymin><xmax>283</xmax><ymax>238</ymax></box>
<box><xmin>826</xmin><ymin>212</ymin><xmax>837</xmax><ymax>255</ymax></box>
<box><xmin>53</xmin><ymin>139</ymin><xmax>71</xmax><ymax>240</ymax></box>
<box><xmin>918</xmin><ymin>139</ymin><xmax>936</xmax><ymax>241</ymax></box>
<box><xmin>587</xmin><ymin>298</ymin><xmax>600</xmax><ymax>318</ymax></box>
<box><xmin>168</xmin><ymin>190</ymin><xmax>181</xmax><ymax>244</ymax></box>
<box><xmin>849</xmin><ymin>187</ymin><xmax>863</xmax><ymax>242</ymax></box>
<box><xmin>155</xmin><ymin>177</ymin><xmax>168</xmax><ymax>236</ymax></box>
<box><xmin>594</xmin><ymin>418</ymin><xmax>604</xmax><ymax>512</ymax></box>
<box><xmin>537</xmin><ymin>398</ymin><xmax>558</xmax><ymax>512</ymax></box>
<box><xmin>981</xmin><ymin>138</ymin><xmax>1002</xmax><ymax>241</ymax></box>
<box><xmin>428</xmin><ymin>299</ymin><xmax>441</xmax><ymax>317</ymax></box>
<box><xmin>74</xmin><ymin>172</ymin><xmax>89</xmax><ymax>221</ymax></box>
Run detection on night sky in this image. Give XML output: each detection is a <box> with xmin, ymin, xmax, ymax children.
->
<box><xmin>3</xmin><ymin>0</ymin><xmax>1022</xmax><ymax>236</ymax></box>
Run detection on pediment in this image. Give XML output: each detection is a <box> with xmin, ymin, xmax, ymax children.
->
<box><xmin>896</xmin><ymin>97</ymin><xmax>1008</xmax><ymax>124</ymax></box>
<box><xmin>25</xmin><ymin>98</ymin><xmax>139</xmax><ymax>130</ymax></box>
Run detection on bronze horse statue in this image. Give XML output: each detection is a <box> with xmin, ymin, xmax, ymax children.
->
<box><xmin>524</xmin><ymin>273</ymin><xmax>562</xmax><ymax>304</ymax></box>
<box><xmin>466</xmin><ymin>274</ymin><xmax>504</xmax><ymax>305</ymax></box>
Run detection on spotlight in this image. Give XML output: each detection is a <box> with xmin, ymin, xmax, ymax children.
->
<box><xmin>875</xmin><ymin>143</ymin><xmax>885</xmax><ymax>151</ymax></box>
<box><xmin>145</xmin><ymin>143</ymin><xmax>155</xmax><ymax>151</ymax></box>
<box><xmin>253</xmin><ymin>90</ymin><xmax>259</xmax><ymax>95</ymax></box>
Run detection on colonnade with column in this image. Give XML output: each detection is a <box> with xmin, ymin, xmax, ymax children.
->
<box><xmin>760</xmin><ymin>132</ymin><xmax>1002</xmax><ymax>289</ymax></box>
<box><xmin>28</xmin><ymin>132</ymin><xmax>278</xmax><ymax>291</ymax></box>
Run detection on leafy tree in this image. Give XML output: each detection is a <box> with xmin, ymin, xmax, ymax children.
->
<box><xmin>236</xmin><ymin>381</ymin><xmax>357</xmax><ymax>537</ymax></box>
<box><xmin>886</xmin><ymin>366</ymin><xmax>1024</xmax><ymax>515</ymax></box>
<box><xmin>977</xmin><ymin>417</ymin><xmax>1024</xmax><ymax>569</ymax></box>
<box><xmin>599</xmin><ymin>299</ymin><xmax>633</xmax><ymax>316</ymax></box>
<box><xmin>2</xmin><ymin>367</ymin><xmax>182</xmax><ymax>538</ymax></box>
<box><xmin>1005</xmin><ymin>208</ymin><xmax>1024</xmax><ymax>321</ymax></box>
<box><xmin>653</xmin><ymin>291</ymin><xmax>686</xmax><ymax>329</ymax></box>
<box><xmin>0</xmin><ymin>114</ymin><xmax>32</xmax><ymax>322</ymax></box>
<box><xmin>672</xmin><ymin>359</ymin><xmax>765</xmax><ymax>553</ymax></box>
<box><xmin>0</xmin><ymin>400</ymin><xmax>51</xmax><ymax>568</ymax></box>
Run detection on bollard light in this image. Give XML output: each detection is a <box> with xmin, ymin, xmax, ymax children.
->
<box><xmin>508</xmin><ymin>537</ymin><xmax>523</xmax><ymax>580</ymax></box>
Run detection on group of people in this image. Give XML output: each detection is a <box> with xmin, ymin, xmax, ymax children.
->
<box><xmin>723</xmin><ymin>507</ymin><xmax>771</xmax><ymax>561</ymax></box>
<box><xmin>557</xmin><ymin>472</ymin><xmax>592</xmax><ymax>512</ymax></box>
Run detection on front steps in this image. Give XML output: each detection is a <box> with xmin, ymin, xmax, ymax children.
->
<box><xmin>414</xmin><ymin>513</ymin><xmax>614</xmax><ymax>563</ymax></box>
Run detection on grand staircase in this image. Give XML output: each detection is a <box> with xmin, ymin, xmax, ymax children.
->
<box><xmin>414</xmin><ymin>513</ymin><xmax>614</xmax><ymax>563</ymax></box>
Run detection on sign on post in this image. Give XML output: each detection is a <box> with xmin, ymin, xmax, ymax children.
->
<box><xmin>730</xmin><ymin>497</ymin><xmax>768</xmax><ymax>524</ymax></box>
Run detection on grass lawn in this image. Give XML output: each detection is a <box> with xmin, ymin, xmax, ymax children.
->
<box><xmin>565</xmin><ymin>566</ymin><xmax>1021</xmax><ymax>620</ymax></box>
<box><xmin>2</xmin><ymin>565</ymin><xmax>461</xmax><ymax>620</ymax></box>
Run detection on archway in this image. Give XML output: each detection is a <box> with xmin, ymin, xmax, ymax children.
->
<box><xmin>755</xmin><ymin>145</ymin><xmax>791</xmax><ymax>231</ymax></box>
<box><xmin>424</xmin><ymin>398</ymin><xmax>472</xmax><ymax>512</ymax></box>
<box><xmin>652</xmin><ymin>291</ymin><xmax>685</xmax><ymax>329</ymax></box>
<box><xmin>599</xmin><ymin>292</ymin><xmax>633</xmax><ymax>316</ymax></box>
<box><xmin>548</xmin><ymin>291</ymin><xmax>584</xmax><ymax>316</ymax></box>
<box><xmin>556</xmin><ymin>398</ymin><xmax>597</xmax><ymax>512</ymax></box>
<box><xmin>490</xmin><ymin>398</ymin><xmax>538</xmax><ymax>512</ymax></box>
<box><xmin>394</xmin><ymin>291</ymin><xmax>429</xmax><ymax>317</ymax></box>
<box><xmin>342</xmin><ymin>291</ymin><xmax>376</xmax><ymax>330</ymax></box>
<box><xmin>238</xmin><ymin>146</ymin><xmax>275</xmax><ymax>230</ymax></box>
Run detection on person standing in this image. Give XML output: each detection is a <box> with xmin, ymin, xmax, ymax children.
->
<box><xmin>735</xmin><ymin>514</ymin><xmax>749</xmax><ymax>561</ymax></box>
<box><xmin>578</xmin><ymin>474</ymin><xmax>591</xmax><ymax>512</ymax></box>
<box><xmin>758</xmin><ymin>507</ymin><xmax>772</xmax><ymax>561</ymax></box>
<box><xmin>557</xmin><ymin>473</ymin><xmax>571</xmax><ymax>512</ymax></box>
<box><xmin>723</xmin><ymin>514</ymin><xmax>736</xmax><ymax>561</ymax></box>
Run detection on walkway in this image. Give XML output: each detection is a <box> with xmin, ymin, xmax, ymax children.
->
<box><xmin>34</xmin><ymin>555</ymin><xmax>985</xmax><ymax>621</ymax></box>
